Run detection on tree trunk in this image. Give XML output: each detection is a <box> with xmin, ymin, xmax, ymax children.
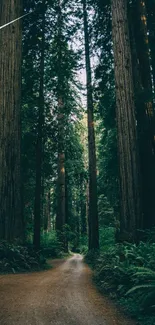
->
<box><xmin>33</xmin><ymin>1</ymin><xmax>45</xmax><ymax>250</ymax></box>
<box><xmin>76</xmin><ymin>201</ymin><xmax>80</xmax><ymax>249</ymax></box>
<box><xmin>47</xmin><ymin>191</ymin><xmax>51</xmax><ymax>232</ymax></box>
<box><xmin>56</xmin><ymin>3</ymin><xmax>66</xmax><ymax>239</ymax></box>
<box><xmin>145</xmin><ymin>0</ymin><xmax>155</xmax><ymax>90</ymax></box>
<box><xmin>83</xmin><ymin>0</ymin><xmax>99</xmax><ymax>250</ymax></box>
<box><xmin>80</xmin><ymin>173</ymin><xmax>87</xmax><ymax>235</ymax></box>
<box><xmin>43</xmin><ymin>190</ymin><xmax>51</xmax><ymax>233</ymax></box>
<box><xmin>131</xmin><ymin>0</ymin><xmax>155</xmax><ymax>229</ymax></box>
<box><xmin>0</xmin><ymin>0</ymin><xmax>23</xmax><ymax>242</ymax></box>
<box><xmin>56</xmin><ymin>106</ymin><xmax>66</xmax><ymax>231</ymax></box>
<box><xmin>111</xmin><ymin>0</ymin><xmax>142</xmax><ymax>241</ymax></box>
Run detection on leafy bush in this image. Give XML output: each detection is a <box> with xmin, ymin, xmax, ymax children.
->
<box><xmin>85</xmin><ymin>249</ymin><xmax>100</xmax><ymax>268</ymax></box>
<box><xmin>88</xmin><ymin>227</ymin><xmax>155</xmax><ymax>324</ymax></box>
<box><xmin>41</xmin><ymin>231</ymin><xmax>63</xmax><ymax>258</ymax></box>
<box><xmin>0</xmin><ymin>241</ymin><xmax>46</xmax><ymax>273</ymax></box>
<box><xmin>126</xmin><ymin>267</ymin><xmax>155</xmax><ymax>311</ymax></box>
<box><xmin>99</xmin><ymin>226</ymin><xmax>115</xmax><ymax>250</ymax></box>
<box><xmin>94</xmin><ymin>245</ymin><xmax>135</xmax><ymax>297</ymax></box>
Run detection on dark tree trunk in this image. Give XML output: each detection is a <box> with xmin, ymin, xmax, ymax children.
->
<box><xmin>43</xmin><ymin>190</ymin><xmax>51</xmax><ymax>233</ymax></box>
<box><xmin>55</xmin><ymin>3</ymin><xmax>66</xmax><ymax>243</ymax></box>
<box><xmin>33</xmin><ymin>1</ymin><xmax>45</xmax><ymax>250</ymax></box>
<box><xmin>76</xmin><ymin>202</ymin><xmax>80</xmax><ymax>249</ymax></box>
<box><xmin>64</xmin><ymin>172</ymin><xmax>69</xmax><ymax>252</ymax></box>
<box><xmin>111</xmin><ymin>0</ymin><xmax>142</xmax><ymax>241</ymax></box>
<box><xmin>83</xmin><ymin>0</ymin><xmax>99</xmax><ymax>250</ymax></box>
<box><xmin>80</xmin><ymin>173</ymin><xmax>87</xmax><ymax>235</ymax></box>
<box><xmin>145</xmin><ymin>0</ymin><xmax>155</xmax><ymax>90</ymax></box>
<box><xmin>85</xmin><ymin>181</ymin><xmax>89</xmax><ymax>238</ymax></box>
<box><xmin>0</xmin><ymin>0</ymin><xmax>23</xmax><ymax>242</ymax></box>
<box><xmin>47</xmin><ymin>191</ymin><xmax>51</xmax><ymax>232</ymax></box>
<box><xmin>56</xmin><ymin>101</ymin><xmax>66</xmax><ymax>231</ymax></box>
<box><xmin>131</xmin><ymin>0</ymin><xmax>155</xmax><ymax>229</ymax></box>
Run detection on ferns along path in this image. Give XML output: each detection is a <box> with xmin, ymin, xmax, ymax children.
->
<box><xmin>0</xmin><ymin>255</ymin><xmax>134</xmax><ymax>325</ymax></box>
<box><xmin>1</xmin><ymin>0</ymin><xmax>155</xmax><ymax>324</ymax></box>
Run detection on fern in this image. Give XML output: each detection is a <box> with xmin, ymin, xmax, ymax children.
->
<box><xmin>126</xmin><ymin>267</ymin><xmax>155</xmax><ymax>310</ymax></box>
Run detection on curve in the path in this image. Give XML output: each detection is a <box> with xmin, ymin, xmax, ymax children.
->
<box><xmin>0</xmin><ymin>254</ymin><xmax>134</xmax><ymax>325</ymax></box>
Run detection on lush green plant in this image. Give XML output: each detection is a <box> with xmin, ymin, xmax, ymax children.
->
<box><xmin>0</xmin><ymin>241</ymin><xmax>46</xmax><ymax>274</ymax></box>
<box><xmin>88</xmin><ymin>227</ymin><xmax>155</xmax><ymax>325</ymax></box>
<box><xmin>99</xmin><ymin>226</ymin><xmax>115</xmax><ymax>250</ymax></box>
<box><xmin>41</xmin><ymin>232</ymin><xmax>63</xmax><ymax>258</ymax></box>
<box><xmin>85</xmin><ymin>249</ymin><xmax>100</xmax><ymax>268</ymax></box>
<box><xmin>126</xmin><ymin>267</ymin><xmax>155</xmax><ymax>311</ymax></box>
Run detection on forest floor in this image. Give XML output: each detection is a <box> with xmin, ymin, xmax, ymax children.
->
<box><xmin>0</xmin><ymin>254</ymin><xmax>136</xmax><ymax>325</ymax></box>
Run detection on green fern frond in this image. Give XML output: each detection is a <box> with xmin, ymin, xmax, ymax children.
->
<box><xmin>126</xmin><ymin>284</ymin><xmax>155</xmax><ymax>295</ymax></box>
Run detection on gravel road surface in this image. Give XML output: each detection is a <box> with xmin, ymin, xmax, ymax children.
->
<box><xmin>0</xmin><ymin>254</ymin><xmax>135</xmax><ymax>325</ymax></box>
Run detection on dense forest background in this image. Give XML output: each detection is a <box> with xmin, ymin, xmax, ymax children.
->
<box><xmin>1</xmin><ymin>0</ymin><xmax>155</xmax><ymax>324</ymax></box>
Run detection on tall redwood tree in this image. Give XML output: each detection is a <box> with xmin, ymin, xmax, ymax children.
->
<box><xmin>83</xmin><ymin>0</ymin><xmax>99</xmax><ymax>250</ymax></box>
<box><xmin>111</xmin><ymin>0</ymin><xmax>142</xmax><ymax>241</ymax></box>
<box><xmin>0</xmin><ymin>0</ymin><xmax>23</xmax><ymax>241</ymax></box>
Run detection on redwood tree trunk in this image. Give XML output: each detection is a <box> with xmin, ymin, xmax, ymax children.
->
<box><xmin>56</xmin><ymin>2</ymin><xmax>66</xmax><ymax>237</ymax></box>
<box><xmin>80</xmin><ymin>173</ymin><xmax>87</xmax><ymax>235</ymax></box>
<box><xmin>111</xmin><ymin>0</ymin><xmax>142</xmax><ymax>241</ymax></box>
<box><xmin>56</xmin><ymin>107</ymin><xmax>66</xmax><ymax>231</ymax></box>
<box><xmin>33</xmin><ymin>1</ymin><xmax>45</xmax><ymax>249</ymax></box>
<box><xmin>83</xmin><ymin>0</ymin><xmax>99</xmax><ymax>250</ymax></box>
<box><xmin>0</xmin><ymin>0</ymin><xmax>23</xmax><ymax>241</ymax></box>
<box><xmin>131</xmin><ymin>0</ymin><xmax>155</xmax><ymax>229</ymax></box>
<box><xmin>145</xmin><ymin>0</ymin><xmax>155</xmax><ymax>90</ymax></box>
<box><xmin>43</xmin><ymin>190</ymin><xmax>51</xmax><ymax>233</ymax></box>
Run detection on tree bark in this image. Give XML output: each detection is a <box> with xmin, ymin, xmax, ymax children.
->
<box><xmin>56</xmin><ymin>101</ymin><xmax>66</xmax><ymax>231</ymax></box>
<box><xmin>145</xmin><ymin>0</ymin><xmax>155</xmax><ymax>90</ymax></box>
<box><xmin>80</xmin><ymin>173</ymin><xmax>87</xmax><ymax>235</ymax></box>
<box><xmin>43</xmin><ymin>190</ymin><xmax>51</xmax><ymax>233</ymax></box>
<box><xmin>56</xmin><ymin>2</ymin><xmax>66</xmax><ymax>238</ymax></box>
<box><xmin>111</xmin><ymin>0</ymin><xmax>142</xmax><ymax>241</ymax></box>
<box><xmin>0</xmin><ymin>0</ymin><xmax>23</xmax><ymax>241</ymax></box>
<box><xmin>33</xmin><ymin>0</ymin><xmax>45</xmax><ymax>250</ymax></box>
<box><xmin>131</xmin><ymin>0</ymin><xmax>155</xmax><ymax>229</ymax></box>
<box><xmin>83</xmin><ymin>0</ymin><xmax>99</xmax><ymax>250</ymax></box>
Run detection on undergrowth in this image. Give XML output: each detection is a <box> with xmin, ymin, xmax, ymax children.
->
<box><xmin>0</xmin><ymin>231</ymin><xmax>65</xmax><ymax>274</ymax></box>
<box><xmin>85</xmin><ymin>227</ymin><xmax>155</xmax><ymax>325</ymax></box>
<box><xmin>41</xmin><ymin>232</ymin><xmax>63</xmax><ymax>258</ymax></box>
<box><xmin>0</xmin><ymin>241</ymin><xmax>46</xmax><ymax>274</ymax></box>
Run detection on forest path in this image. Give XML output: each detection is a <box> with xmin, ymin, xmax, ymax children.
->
<box><xmin>0</xmin><ymin>254</ymin><xmax>134</xmax><ymax>325</ymax></box>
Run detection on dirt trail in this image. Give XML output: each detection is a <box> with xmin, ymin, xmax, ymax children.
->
<box><xmin>0</xmin><ymin>254</ymin><xmax>135</xmax><ymax>325</ymax></box>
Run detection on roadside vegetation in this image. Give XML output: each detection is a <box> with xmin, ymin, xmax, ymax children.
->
<box><xmin>85</xmin><ymin>227</ymin><xmax>155</xmax><ymax>325</ymax></box>
<box><xmin>1</xmin><ymin>0</ymin><xmax>155</xmax><ymax>324</ymax></box>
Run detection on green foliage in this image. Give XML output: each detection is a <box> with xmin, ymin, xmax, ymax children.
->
<box><xmin>41</xmin><ymin>232</ymin><xmax>63</xmax><ymax>258</ymax></box>
<box><xmin>22</xmin><ymin>0</ymin><xmax>87</xmax><ymax>248</ymax></box>
<box><xmin>99</xmin><ymin>226</ymin><xmax>115</xmax><ymax>249</ymax></box>
<box><xmin>126</xmin><ymin>268</ymin><xmax>155</xmax><ymax>311</ymax></box>
<box><xmin>85</xmin><ymin>249</ymin><xmax>100</xmax><ymax>268</ymax></box>
<box><xmin>78</xmin><ymin>235</ymin><xmax>88</xmax><ymax>254</ymax></box>
<box><xmin>0</xmin><ymin>241</ymin><xmax>46</xmax><ymax>274</ymax></box>
<box><xmin>89</xmin><ymin>228</ymin><xmax>155</xmax><ymax>324</ymax></box>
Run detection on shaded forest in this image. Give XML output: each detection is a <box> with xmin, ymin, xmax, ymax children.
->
<box><xmin>1</xmin><ymin>0</ymin><xmax>155</xmax><ymax>324</ymax></box>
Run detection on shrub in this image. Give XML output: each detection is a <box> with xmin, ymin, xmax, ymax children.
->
<box><xmin>89</xmin><ymin>227</ymin><xmax>155</xmax><ymax>324</ymax></box>
<box><xmin>41</xmin><ymin>231</ymin><xmax>63</xmax><ymax>258</ymax></box>
<box><xmin>0</xmin><ymin>241</ymin><xmax>46</xmax><ymax>273</ymax></box>
<box><xmin>126</xmin><ymin>267</ymin><xmax>155</xmax><ymax>311</ymax></box>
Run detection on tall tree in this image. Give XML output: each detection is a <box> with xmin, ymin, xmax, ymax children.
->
<box><xmin>111</xmin><ymin>0</ymin><xmax>142</xmax><ymax>241</ymax></box>
<box><xmin>131</xmin><ymin>0</ymin><xmax>155</xmax><ymax>229</ymax></box>
<box><xmin>55</xmin><ymin>2</ymin><xmax>66</xmax><ymax>235</ymax></box>
<box><xmin>145</xmin><ymin>0</ymin><xmax>155</xmax><ymax>90</ymax></box>
<box><xmin>33</xmin><ymin>0</ymin><xmax>46</xmax><ymax>249</ymax></box>
<box><xmin>91</xmin><ymin>0</ymin><xmax>119</xmax><ymax>221</ymax></box>
<box><xmin>83</xmin><ymin>0</ymin><xmax>99</xmax><ymax>249</ymax></box>
<box><xmin>0</xmin><ymin>0</ymin><xmax>23</xmax><ymax>241</ymax></box>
